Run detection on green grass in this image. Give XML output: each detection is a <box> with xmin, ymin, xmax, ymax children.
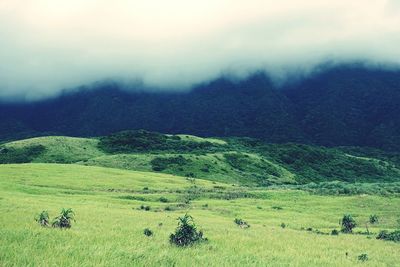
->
<box><xmin>3</xmin><ymin>136</ymin><xmax>104</xmax><ymax>163</ymax></box>
<box><xmin>3</xmin><ymin>132</ymin><xmax>400</xmax><ymax>187</ymax></box>
<box><xmin>1</xmin><ymin>163</ymin><xmax>400</xmax><ymax>266</ymax></box>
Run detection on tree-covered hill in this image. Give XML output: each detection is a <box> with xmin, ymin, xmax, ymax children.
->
<box><xmin>1</xmin><ymin>66</ymin><xmax>399</xmax><ymax>150</ymax></box>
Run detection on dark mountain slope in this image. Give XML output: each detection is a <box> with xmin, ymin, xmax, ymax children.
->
<box><xmin>1</xmin><ymin>66</ymin><xmax>400</xmax><ymax>150</ymax></box>
<box><xmin>284</xmin><ymin>67</ymin><xmax>400</xmax><ymax>150</ymax></box>
<box><xmin>0</xmin><ymin>74</ymin><xmax>303</xmax><ymax>142</ymax></box>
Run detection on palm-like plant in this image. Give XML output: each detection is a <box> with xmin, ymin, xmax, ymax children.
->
<box><xmin>52</xmin><ymin>208</ymin><xmax>75</xmax><ymax>228</ymax></box>
<box><xmin>35</xmin><ymin>210</ymin><xmax>50</xmax><ymax>227</ymax></box>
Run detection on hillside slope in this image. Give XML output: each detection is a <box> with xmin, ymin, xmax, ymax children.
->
<box><xmin>1</xmin><ymin>130</ymin><xmax>400</xmax><ymax>186</ymax></box>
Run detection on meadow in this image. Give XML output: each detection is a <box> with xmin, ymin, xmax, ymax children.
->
<box><xmin>1</xmin><ymin>163</ymin><xmax>400</xmax><ymax>266</ymax></box>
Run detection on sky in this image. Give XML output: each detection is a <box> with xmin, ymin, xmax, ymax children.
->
<box><xmin>0</xmin><ymin>0</ymin><xmax>399</xmax><ymax>100</ymax></box>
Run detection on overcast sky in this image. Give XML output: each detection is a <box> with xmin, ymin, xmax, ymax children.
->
<box><xmin>0</xmin><ymin>0</ymin><xmax>399</xmax><ymax>100</ymax></box>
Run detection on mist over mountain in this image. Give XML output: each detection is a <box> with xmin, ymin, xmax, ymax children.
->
<box><xmin>1</xmin><ymin>0</ymin><xmax>400</xmax><ymax>101</ymax></box>
<box><xmin>1</xmin><ymin>65</ymin><xmax>400</xmax><ymax>150</ymax></box>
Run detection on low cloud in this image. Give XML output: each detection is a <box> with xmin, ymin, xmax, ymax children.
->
<box><xmin>0</xmin><ymin>0</ymin><xmax>399</xmax><ymax>100</ymax></box>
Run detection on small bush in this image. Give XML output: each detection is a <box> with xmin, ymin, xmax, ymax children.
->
<box><xmin>35</xmin><ymin>211</ymin><xmax>50</xmax><ymax>227</ymax></box>
<box><xmin>143</xmin><ymin>228</ymin><xmax>153</xmax><ymax>237</ymax></box>
<box><xmin>140</xmin><ymin>205</ymin><xmax>151</xmax><ymax>211</ymax></box>
<box><xmin>331</xmin><ymin>229</ymin><xmax>339</xmax><ymax>235</ymax></box>
<box><xmin>341</xmin><ymin>214</ymin><xmax>356</xmax><ymax>233</ymax></box>
<box><xmin>234</xmin><ymin>218</ymin><xmax>250</xmax><ymax>228</ymax></box>
<box><xmin>376</xmin><ymin>230</ymin><xmax>400</xmax><ymax>242</ymax></box>
<box><xmin>358</xmin><ymin>253</ymin><xmax>368</xmax><ymax>262</ymax></box>
<box><xmin>159</xmin><ymin>197</ymin><xmax>169</xmax><ymax>203</ymax></box>
<box><xmin>369</xmin><ymin>214</ymin><xmax>379</xmax><ymax>224</ymax></box>
<box><xmin>169</xmin><ymin>214</ymin><xmax>206</xmax><ymax>247</ymax></box>
<box><xmin>52</xmin><ymin>208</ymin><xmax>75</xmax><ymax>229</ymax></box>
<box><xmin>280</xmin><ymin>223</ymin><xmax>286</xmax><ymax>229</ymax></box>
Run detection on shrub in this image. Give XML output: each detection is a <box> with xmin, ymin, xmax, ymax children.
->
<box><xmin>0</xmin><ymin>145</ymin><xmax>46</xmax><ymax>164</ymax></box>
<box><xmin>169</xmin><ymin>214</ymin><xmax>206</xmax><ymax>246</ymax></box>
<box><xmin>159</xmin><ymin>197</ymin><xmax>169</xmax><ymax>203</ymax></box>
<box><xmin>52</xmin><ymin>208</ymin><xmax>75</xmax><ymax>229</ymax></box>
<box><xmin>280</xmin><ymin>223</ymin><xmax>286</xmax><ymax>229</ymax></box>
<box><xmin>376</xmin><ymin>230</ymin><xmax>400</xmax><ymax>242</ymax></box>
<box><xmin>140</xmin><ymin>205</ymin><xmax>151</xmax><ymax>211</ymax></box>
<box><xmin>369</xmin><ymin>214</ymin><xmax>379</xmax><ymax>224</ymax></box>
<box><xmin>143</xmin><ymin>228</ymin><xmax>153</xmax><ymax>237</ymax></box>
<box><xmin>164</xmin><ymin>206</ymin><xmax>175</xmax><ymax>211</ymax></box>
<box><xmin>341</xmin><ymin>214</ymin><xmax>356</xmax><ymax>233</ymax></box>
<box><xmin>331</xmin><ymin>229</ymin><xmax>339</xmax><ymax>235</ymax></box>
<box><xmin>234</xmin><ymin>218</ymin><xmax>250</xmax><ymax>228</ymax></box>
<box><xmin>35</xmin><ymin>210</ymin><xmax>50</xmax><ymax>227</ymax></box>
<box><xmin>151</xmin><ymin>156</ymin><xmax>190</xmax><ymax>171</ymax></box>
<box><xmin>358</xmin><ymin>254</ymin><xmax>368</xmax><ymax>262</ymax></box>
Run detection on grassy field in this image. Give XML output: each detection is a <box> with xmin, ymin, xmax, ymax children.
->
<box><xmin>1</xmin><ymin>163</ymin><xmax>400</xmax><ymax>266</ymax></box>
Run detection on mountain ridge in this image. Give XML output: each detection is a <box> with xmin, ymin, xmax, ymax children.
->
<box><xmin>1</xmin><ymin>66</ymin><xmax>400</xmax><ymax>150</ymax></box>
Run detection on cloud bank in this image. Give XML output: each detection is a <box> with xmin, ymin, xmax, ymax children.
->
<box><xmin>0</xmin><ymin>0</ymin><xmax>399</xmax><ymax>100</ymax></box>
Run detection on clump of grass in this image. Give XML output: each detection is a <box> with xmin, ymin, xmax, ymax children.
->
<box><xmin>140</xmin><ymin>205</ymin><xmax>151</xmax><ymax>211</ymax></box>
<box><xmin>159</xmin><ymin>197</ymin><xmax>169</xmax><ymax>203</ymax></box>
<box><xmin>369</xmin><ymin>214</ymin><xmax>379</xmax><ymax>224</ymax></box>
<box><xmin>169</xmin><ymin>214</ymin><xmax>206</xmax><ymax>247</ymax></box>
<box><xmin>164</xmin><ymin>206</ymin><xmax>175</xmax><ymax>211</ymax></box>
<box><xmin>331</xmin><ymin>229</ymin><xmax>339</xmax><ymax>235</ymax></box>
<box><xmin>358</xmin><ymin>253</ymin><xmax>368</xmax><ymax>262</ymax></box>
<box><xmin>272</xmin><ymin>206</ymin><xmax>283</xmax><ymax>210</ymax></box>
<box><xmin>234</xmin><ymin>218</ymin><xmax>250</xmax><ymax>229</ymax></box>
<box><xmin>143</xmin><ymin>228</ymin><xmax>153</xmax><ymax>237</ymax></box>
<box><xmin>35</xmin><ymin>211</ymin><xmax>50</xmax><ymax>227</ymax></box>
<box><xmin>52</xmin><ymin>208</ymin><xmax>75</xmax><ymax>229</ymax></box>
<box><xmin>280</xmin><ymin>223</ymin><xmax>286</xmax><ymax>229</ymax></box>
<box><xmin>341</xmin><ymin>214</ymin><xmax>356</xmax><ymax>233</ymax></box>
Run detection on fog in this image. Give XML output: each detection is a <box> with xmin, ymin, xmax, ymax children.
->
<box><xmin>0</xmin><ymin>0</ymin><xmax>399</xmax><ymax>100</ymax></box>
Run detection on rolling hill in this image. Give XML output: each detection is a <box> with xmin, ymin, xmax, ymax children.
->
<box><xmin>2</xmin><ymin>130</ymin><xmax>400</xmax><ymax>187</ymax></box>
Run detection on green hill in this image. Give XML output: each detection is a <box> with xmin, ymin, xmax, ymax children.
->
<box><xmin>1</xmin><ymin>130</ymin><xmax>400</xmax><ymax>186</ymax></box>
